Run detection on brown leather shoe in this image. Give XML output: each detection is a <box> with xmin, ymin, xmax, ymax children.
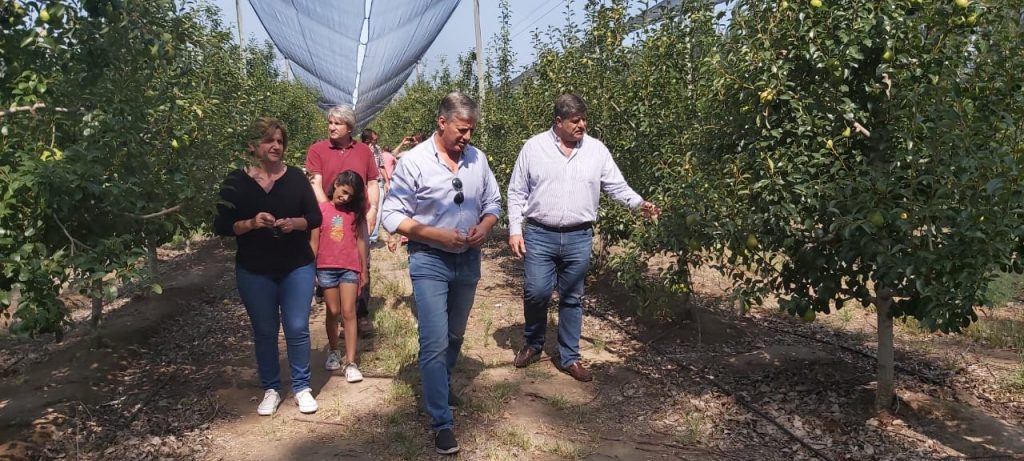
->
<box><xmin>558</xmin><ymin>361</ymin><xmax>593</xmax><ymax>382</ymax></box>
<box><xmin>513</xmin><ymin>345</ymin><xmax>542</xmax><ymax>368</ymax></box>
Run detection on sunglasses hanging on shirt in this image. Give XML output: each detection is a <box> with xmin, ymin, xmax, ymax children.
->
<box><xmin>452</xmin><ymin>177</ymin><xmax>464</xmax><ymax>205</ymax></box>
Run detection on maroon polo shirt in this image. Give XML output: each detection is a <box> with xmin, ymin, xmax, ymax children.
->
<box><xmin>304</xmin><ymin>138</ymin><xmax>379</xmax><ymax>198</ymax></box>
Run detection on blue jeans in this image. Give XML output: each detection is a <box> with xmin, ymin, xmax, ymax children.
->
<box><xmin>236</xmin><ymin>263</ymin><xmax>315</xmax><ymax>394</ymax></box>
<box><xmin>522</xmin><ymin>225</ymin><xmax>592</xmax><ymax>368</ymax></box>
<box><xmin>408</xmin><ymin>242</ymin><xmax>480</xmax><ymax>431</ymax></box>
<box><xmin>369</xmin><ymin>181</ymin><xmax>385</xmax><ymax>243</ymax></box>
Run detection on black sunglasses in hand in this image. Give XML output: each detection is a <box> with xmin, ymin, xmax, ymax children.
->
<box><xmin>452</xmin><ymin>177</ymin><xmax>464</xmax><ymax>205</ymax></box>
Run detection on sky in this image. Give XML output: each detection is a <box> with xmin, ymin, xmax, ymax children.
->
<box><xmin>210</xmin><ymin>0</ymin><xmax>588</xmax><ymax>81</ymax></box>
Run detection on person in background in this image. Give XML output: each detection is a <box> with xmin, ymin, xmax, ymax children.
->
<box><xmin>506</xmin><ymin>94</ymin><xmax>660</xmax><ymax>382</ymax></box>
<box><xmin>381</xmin><ymin>92</ymin><xmax>501</xmax><ymax>455</ymax></box>
<box><xmin>214</xmin><ymin>117</ymin><xmax>322</xmax><ymax>416</ymax></box>
<box><xmin>380</xmin><ymin>145</ymin><xmax>397</xmax><ymax>194</ymax></box>
<box><xmin>311</xmin><ymin>170</ymin><xmax>369</xmax><ymax>383</ymax></box>
<box><xmin>391</xmin><ymin>131</ymin><xmax>425</xmax><ymax>159</ymax></box>
<box><xmin>361</xmin><ymin>128</ymin><xmax>387</xmax><ymax>244</ymax></box>
<box><xmin>305</xmin><ymin>105</ymin><xmax>377</xmax><ymax>337</ymax></box>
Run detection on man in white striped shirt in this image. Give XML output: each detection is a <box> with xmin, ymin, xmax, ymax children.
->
<box><xmin>506</xmin><ymin>94</ymin><xmax>659</xmax><ymax>382</ymax></box>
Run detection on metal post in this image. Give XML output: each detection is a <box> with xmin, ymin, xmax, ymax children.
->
<box><xmin>473</xmin><ymin>0</ymin><xmax>485</xmax><ymax>99</ymax></box>
<box><xmin>236</xmin><ymin>0</ymin><xmax>245</xmax><ymax>64</ymax></box>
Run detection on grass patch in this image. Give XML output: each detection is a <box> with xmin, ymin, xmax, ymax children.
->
<box><xmin>674</xmin><ymin>411</ymin><xmax>706</xmax><ymax>446</ymax></box>
<box><xmin>386</xmin><ymin>381</ymin><xmax>415</xmax><ymax>404</ymax></box>
<box><xmin>963</xmin><ymin>315</ymin><xmax>1024</xmax><ymax>350</ymax></box>
<box><xmin>590</xmin><ymin>338</ymin><xmax>607</xmax><ymax>354</ymax></box>
<box><xmin>259</xmin><ymin>413</ymin><xmax>287</xmax><ymax>440</ymax></box>
<box><xmin>523</xmin><ymin>367</ymin><xmax>553</xmax><ymax>380</ymax></box>
<box><xmin>318</xmin><ymin>395</ymin><xmax>347</xmax><ymax>422</ymax></box>
<box><xmin>381</xmin><ymin>409</ymin><xmax>423</xmax><ymax>460</ymax></box>
<box><xmin>1001</xmin><ymin>352</ymin><xmax>1024</xmax><ymax>394</ymax></box>
<box><xmin>835</xmin><ymin>306</ymin><xmax>855</xmax><ymax>328</ymax></box>
<box><xmin>479</xmin><ymin>307</ymin><xmax>494</xmax><ymax>348</ymax></box>
<box><xmin>898</xmin><ymin>317</ymin><xmax>931</xmax><ymax>336</ymax></box>
<box><xmin>493</xmin><ymin>426</ymin><xmax>533</xmax><ymax>451</ymax></box>
<box><xmin>987</xmin><ymin>272</ymin><xmax>1024</xmax><ymax>308</ymax></box>
<box><xmin>485</xmin><ymin>450</ymin><xmax>520</xmax><ymax>461</ymax></box>
<box><xmin>537</xmin><ymin>440</ymin><xmax>588</xmax><ymax>459</ymax></box>
<box><xmin>385</xmin><ymin>427</ymin><xmax>422</xmax><ymax>460</ymax></box>
<box><xmin>373</xmin><ymin>276</ymin><xmax>405</xmax><ymax>300</ymax></box>
<box><xmin>466</xmin><ymin>381</ymin><xmax>520</xmax><ymax>416</ymax></box>
<box><xmin>544</xmin><ymin>395</ymin><xmax>571</xmax><ymax>410</ymax></box>
<box><xmin>492</xmin><ymin>381</ymin><xmax>519</xmax><ymax>400</ymax></box>
<box><xmin>570</xmin><ymin>406</ymin><xmax>593</xmax><ymax>425</ymax></box>
<box><xmin>363</xmin><ymin>305</ymin><xmax>419</xmax><ymax>374</ymax></box>
<box><xmin>540</xmin><ymin>394</ymin><xmax>592</xmax><ymax>424</ymax></box>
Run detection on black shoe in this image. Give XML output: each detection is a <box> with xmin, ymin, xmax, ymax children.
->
<box><xmin>434</xmin><ymin>428</ymin><xmax>459</xmax><ymax>455</ymax></box>
<box><xmin>448</xmin><ymin>389</ymin><xmax>461</xmax><ymax>410</ymax></box>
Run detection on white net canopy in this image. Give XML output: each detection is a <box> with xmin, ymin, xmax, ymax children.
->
<box><xmin>249</xmin><ymin>0</ymin><xmax>461</xmax><ymax>123</ymax></box>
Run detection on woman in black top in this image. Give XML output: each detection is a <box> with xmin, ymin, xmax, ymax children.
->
<box><xmin>214</xmin><ymin>117</ymin><xmax>322</xmax><ymax>416</ymax></box>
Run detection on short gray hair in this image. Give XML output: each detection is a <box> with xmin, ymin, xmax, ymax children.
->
<box><xmin>553</xmin><ymin>94</ymin><xmax>587</xmax><ymax>120</ymax></box>
<box><xmin>326</xmin><ymin>105</ymin><xmax>356</xmax><ymax>130</ymax></box>
<box><xmin>437</xmin><ymin>92</ymin><xmax>480</xmax><ymax>123</ymax></box>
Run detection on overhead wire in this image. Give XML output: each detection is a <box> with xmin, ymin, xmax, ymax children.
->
<box><xmin>509</xmin><ymin>0</ymin><xmax>568</xmax><ymax>42</ymax></box>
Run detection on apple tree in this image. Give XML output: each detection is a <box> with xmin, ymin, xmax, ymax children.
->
<box><xmin>699</xmin><ymin>0</ymin><xmax>1024</xmax><ymax>410</ymax></box>
<box><xmin>0</xmin><ymin>0</ymin><xmax>323</xmax><ymax>340</ymax></box>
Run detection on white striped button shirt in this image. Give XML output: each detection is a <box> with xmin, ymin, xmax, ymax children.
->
<box><xmin>506</xmin><ymin>130</ymin><xmax>643</xmax><ymax>236</ymax></box>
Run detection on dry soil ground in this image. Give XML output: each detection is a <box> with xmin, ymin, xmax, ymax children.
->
<box><xmin>1</xmin><ymin>231</ymin><xmax>1023</xmax><ymax>460</ymax></box>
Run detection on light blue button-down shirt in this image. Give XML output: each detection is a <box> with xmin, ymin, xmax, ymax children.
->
<box><xmin>381</xmin><ymin>134</ymin><xmax>503</xmax><ymax>252</ymax></box>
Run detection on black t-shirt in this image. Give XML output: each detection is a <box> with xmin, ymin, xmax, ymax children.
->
<box><xmin>214</xmin><ymin>166</ymin><xmax>322</xmax><ymax>276</ymax></box>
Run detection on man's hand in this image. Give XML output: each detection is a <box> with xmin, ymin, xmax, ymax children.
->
<box><xmin>640</xmin><ymin>201</ymin><xmax>661</xmax><ymax>222</ymax></box>
<box><xmin>434</xmin><ymin>228</ymin><xmax>468</xmax><ymax>252</ymax></box>
<box><xmin>366</xmin><ymin>208</ymin><xmax>378</xmax><ymax>234</ymax></box>
<box><xmin>387</xmin><ymin>234</ymin><xmax>401</xmax><ymax>253</ymax></box>
<box><xmin>465</xmin><ymin>222</ymin><xmax>494</xmax><ymax>248</ymax></box>
<box><xmin>508</xmin><ymin>234</ymin><xmax>526</xmax><ymax>258</ymax></box>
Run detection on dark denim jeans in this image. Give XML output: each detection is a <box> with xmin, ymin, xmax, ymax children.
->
<box><xmin>236</xmin><ymin>263</ymin><xmax>315</xmax><ymax>394</ymax></box>
<box><xmin>522</xmin><ymin>224</ymin><xmax>592</xmax><ymax>368</ymax></box>
<box><xmin>408</xmin><ymin>242</ymin><xmax>480</xmax><ymax>431</ymax></box>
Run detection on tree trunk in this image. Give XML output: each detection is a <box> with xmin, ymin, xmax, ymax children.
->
<box><xmin>147</xmin><ymin>244</ymin><xmax>159</xmax><ymax>280</ymax></box>
<box><xmin>875</xmin><ymin>296</ymin><xmax>895</xmax><ymax>412</ymax></box>
<box><xmin>90</xmin><ymin>283</ymin><xmax>104</xmax><ymax>348</ymax></box>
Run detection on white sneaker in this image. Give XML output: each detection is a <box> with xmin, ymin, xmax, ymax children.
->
<box><xmin>343</xmin><ymin>362</ymin><xmax>364</xmax><ymax>383</ymax></box>
<box><xmin>256</xmin><ymin>389</ymin><xmax>281</xmax><ymax>416</ymax></box>
<box><xmin>294</xmin><ymin>388</ymin><xmax>318</xmax><ymax>414</ymax></box>
<box><xmin>325</xmin><ymin>350</ymin><xmax>342</xmax><ymax>371</ymax></box>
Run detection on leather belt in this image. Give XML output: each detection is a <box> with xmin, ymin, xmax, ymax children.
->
<box><xmin>526</xmin><ymin>218</ymin><xmax>593</xmax><ymax>233</ymax></box>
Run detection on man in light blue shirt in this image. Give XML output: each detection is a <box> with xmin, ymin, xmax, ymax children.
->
<box><xmin>506</xmin><ymin>94</ymin><xmax>659</xmax><ymax>382</ymax></box>
<box><xmin>381</xmin><ymin>92</ymin><xmax>501</xmax><ymax>455</ymax></box>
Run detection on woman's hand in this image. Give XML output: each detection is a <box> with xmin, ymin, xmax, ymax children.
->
<box><xmin>252</xmin><ymin>212</ymin><xmax>276</xmax><ymax>229</ymax></box>
<box><xmin>274</xmin><ymin>217</ymin><xmax>296</xmax><ymax>233</ymax></box>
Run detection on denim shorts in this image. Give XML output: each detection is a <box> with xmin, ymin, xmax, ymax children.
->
<box><xmin>316</xmin><ymin>268</ymin><xmax>359</xmax><ymax>288</ymax></box>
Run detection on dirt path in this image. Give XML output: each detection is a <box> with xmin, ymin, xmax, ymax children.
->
<box><xmin>1</xmin><ymin>232</ymin><xmax>1023</xmax><ymax>460</ymax></box>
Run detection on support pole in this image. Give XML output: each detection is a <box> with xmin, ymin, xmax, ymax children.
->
<box><xmin>473</xmin><ymin>0</ymin><xmax>485</xmax><ymax>100</ymax></box>
<box><xmin>236</xmin><ymin>0</ymin><xmax>245</xmax><ymax>67</ymax></box>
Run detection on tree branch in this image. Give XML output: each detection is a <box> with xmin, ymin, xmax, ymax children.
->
<box><xmin>52</xmin><ymin>213</ymin><xmax>94</xmax><ymax>254</ymax></box>
<box><xmin>0</xmin><ymin>103</ymin><xmax>74</xmax><ymax>118</ymax></box>
<box><xmin>135</xmin><ymin>204</ymin><xmax>182</xmax><ymax>220</ymax></box>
